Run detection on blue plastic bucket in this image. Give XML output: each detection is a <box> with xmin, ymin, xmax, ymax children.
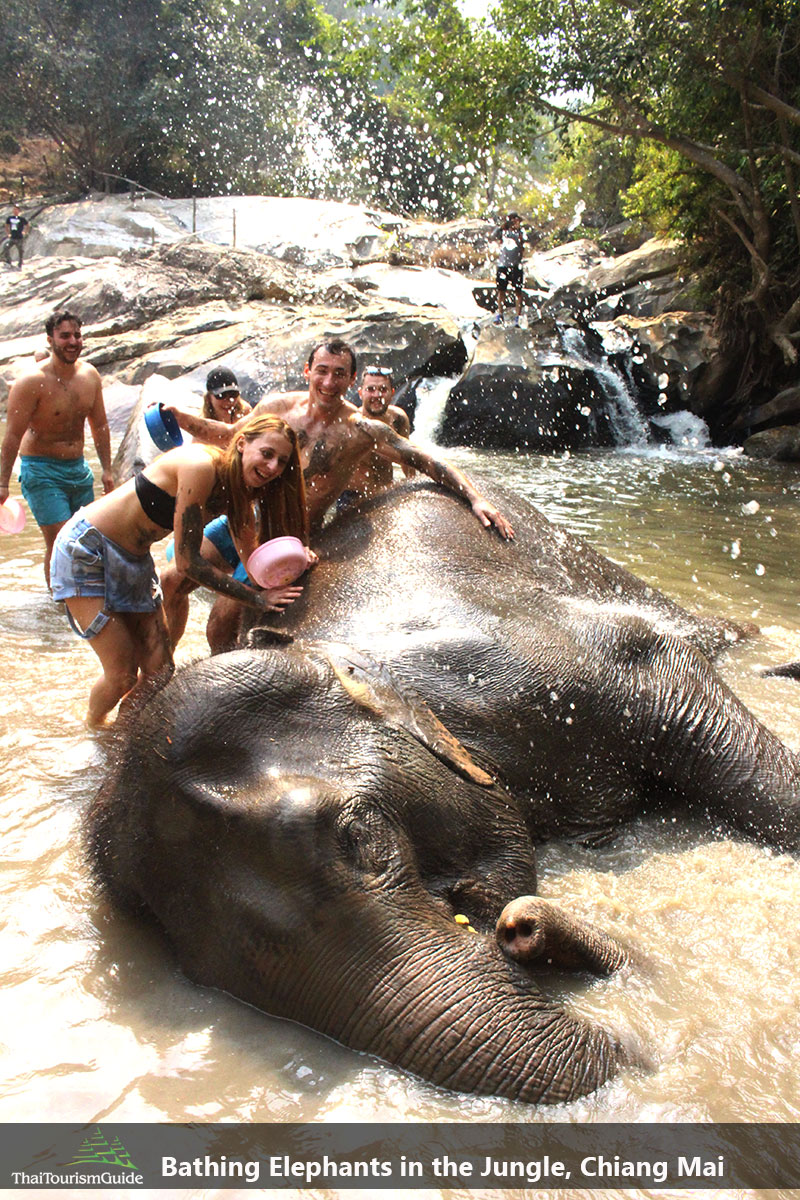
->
<box><xmin>144</xmin><ymin>402</ymin><xmax>183</xmax><ymax>451</ymax></box>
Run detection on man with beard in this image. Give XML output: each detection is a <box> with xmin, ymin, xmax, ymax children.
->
<box><xmin>0</xmin><ymin>310</ymin><xmax>114</xmax><ymax>585</ymax></box>
<box><xmin>337</xmin><ymin>364</ymin><xmax>415</xmax><ymax>508</ymax></box>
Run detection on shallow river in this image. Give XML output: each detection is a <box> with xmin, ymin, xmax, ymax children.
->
<box><xmin>1</xmin><ymin>437</ymin><xmax>799</xmax><ymax>1198</ymax></box>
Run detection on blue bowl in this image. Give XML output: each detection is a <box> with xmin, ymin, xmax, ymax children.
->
<box><xmin>144</xmin><ymin>402</ymin><xmax>183</xmax><ymax>451</ymax></box>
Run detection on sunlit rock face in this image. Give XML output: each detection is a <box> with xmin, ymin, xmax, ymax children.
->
<box><xmin>0</xmin><ymin>195</ymin><xmax>720</xmax><ymax>455</ymax></box>
<box><xmin>0</xmin><ymin>198</ymin><xmax>466</xmax><ymax>412</ymax></box>
<box><xmin>25</xmin><ymin>194</ymin><xmax>403</xmax><ymax>268</ymax></box>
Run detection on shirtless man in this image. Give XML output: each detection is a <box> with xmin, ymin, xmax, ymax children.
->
<box><xmin>169</xmin><ymin>339</ymin><xmax>512</xmax><ymax>534</ymax></box>
<box><xmin>162</xmin><ymin>338</ymin><xmax>513</xmax><ymax>647</ymax></box>
<box><xmin>0</xmin><ymin>311</ymin><xmax>114</xmax><ymax>585</ymax></box>
<box><xmin>338</xmin><ymin>365</ymin><xmax>414</xmax><ymax>507</ymax></box>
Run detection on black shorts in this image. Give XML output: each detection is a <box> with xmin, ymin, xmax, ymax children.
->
<box><xmin>496</xmin><ymin>264</ymin><xmax>523</xmax><ymax>291</ymax></box>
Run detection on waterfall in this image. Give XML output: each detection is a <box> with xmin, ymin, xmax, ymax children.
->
<box><xmin>559</xmin><ymin>326</ymin><xmax>651</xmax><ymax>447</ymax></box>
<box><xmin>410</xmin><ymin>376</ymin><xmax>454</xmax><ymax>447</ymax></box>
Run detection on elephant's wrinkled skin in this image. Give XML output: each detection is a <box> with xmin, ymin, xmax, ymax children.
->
<box><xmin>91</xmin><ymin>481</ymin><xmax>800</xmax><ymax>1104</ymax></box>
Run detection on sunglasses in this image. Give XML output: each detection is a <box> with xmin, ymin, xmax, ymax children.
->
<box><xmin>364</xmin><ymin>366</ymin><xmax>393</xmax><ymax>377</ymax></box>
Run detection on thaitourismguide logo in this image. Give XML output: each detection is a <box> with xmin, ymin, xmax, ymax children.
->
<box><xmin>11</xmin><ymin>1126</ymin><xmax>145</xmax><ymax>1187</ymax></box>
<box><xmin>63</xmin><ymin>1126</ymin><xmax>139</xmax><ymax>1171</ymax></box>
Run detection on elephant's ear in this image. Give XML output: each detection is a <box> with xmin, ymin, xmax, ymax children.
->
<box><xmin>318</xmin><ymin>642</ymin><xmax>495</xmax><ymax>788</ymax></box>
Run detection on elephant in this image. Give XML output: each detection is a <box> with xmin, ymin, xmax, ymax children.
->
<box><xmin>89</xmin><ymin>479</ymin><xmax>800</xmax><ymax>1105</ymax></box>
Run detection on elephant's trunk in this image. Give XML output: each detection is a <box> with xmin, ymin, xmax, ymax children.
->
<box><xmin>632</xmin><ymin>636</ymin><xmax>800</xmax><ymax>848</ymax></box>
<box><xmin>229</xmin><ymin>898</ymin><xmax>625</xmax><ymax>1105</ymax></box>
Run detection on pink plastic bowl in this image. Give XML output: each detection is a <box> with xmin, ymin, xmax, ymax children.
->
<box><xmin>0</xmin><ymin>497</ymin><xmax>26</xmax><ymax>534</ymax></box>
<box><xmin>247</xmin><ymin>536</ymin><xmax>307</xmax><ymax>588</ymax></box>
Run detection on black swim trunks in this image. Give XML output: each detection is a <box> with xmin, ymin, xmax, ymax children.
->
<box><xmin>496</xmin><ymin>263</ymin><xmax>523</xmax><ymax>291</ymax></box>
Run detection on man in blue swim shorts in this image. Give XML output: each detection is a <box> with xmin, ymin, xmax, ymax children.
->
<box><xmin>0</xmin><ymin>310</ymin><xmax>114</xmax><ymax>585</ymax></box>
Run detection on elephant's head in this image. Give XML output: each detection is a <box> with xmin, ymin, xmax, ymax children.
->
<box><xmin>90</xmin><ymin>642</ymin><xmax>629</xmax><ymax>1104</ymax></box>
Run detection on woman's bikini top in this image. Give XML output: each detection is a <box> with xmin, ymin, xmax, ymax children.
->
<box><xmin>134</xmin><ymin>470</ymin><xmax>176</xmax><ymax>529</ymax></box>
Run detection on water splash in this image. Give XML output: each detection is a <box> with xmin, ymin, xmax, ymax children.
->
<box><xmin>560</xmin><ymin>326</ymin><xmax>650</xmax><ymax>447</ymax></box>
<box><xmin>651</xmin><ymin>410</ymin><xmax>711</xmax><ymax>450</ymax></box>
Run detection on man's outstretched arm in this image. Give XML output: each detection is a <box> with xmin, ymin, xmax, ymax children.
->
<box><xmin>368</xmin><ymin>420</ymin><xmax>515</xmax><ymax>539</ymax></box>
<box><xmin>163</xmin><ymin>406</ymin><xmax>238</xmax><ymax>446</ymax></box>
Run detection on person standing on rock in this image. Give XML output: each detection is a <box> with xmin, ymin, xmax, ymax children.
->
<box><xmin>0</xmin><ymin>310</ymin><xmax>115</xmax><ymax>586</ymax></box>
<box><xmin>162</xmin><ymin>338</ymin><xmax>514</xmax><ymax>649</ymax></box>
<box><xmin>3</xmin><ymin>203</ymin><xmax>28</xmax><ymax>269</ymax></box>
<box><xmin>491</xmin><ymin>212</ymin><xmax>527</xmax><ymax>327</ymax></box>
<box><xmin>337</xmin><ymin>365</ymin><xmax>415</xmax><ymax>509</ymax></box>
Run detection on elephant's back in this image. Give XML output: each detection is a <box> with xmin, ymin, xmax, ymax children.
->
<box><xmin>274</xmin><ymin>480</ymin><xmax>746</xmax><ymax>660</ymax></box>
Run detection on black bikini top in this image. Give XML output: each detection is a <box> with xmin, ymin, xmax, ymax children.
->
<box><xmin>135</xmin><ymin>470</ymin><xmax>176</xmax><ymax>529</ymax></box>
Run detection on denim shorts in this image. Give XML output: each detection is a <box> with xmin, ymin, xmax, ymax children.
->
<box><xmin>51</xmin><ymin>514</ymin><xmax>162</xmax><ymax>637</ymax></box>
<box><xmin>19</xmin><ymin>455</ymin><xmax>94</xmax><ymax>526</ymax></box>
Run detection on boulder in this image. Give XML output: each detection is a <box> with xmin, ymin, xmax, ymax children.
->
<box><xmin>592</xmin><ymin>274</ymin><xmax>701</xmax><ymax>320</ymax></box>
<box><xmin>610</xmin><ymin>312</ymin><xmax>718</xmax><ymax>412</ymax></box>
<box><xmin>26</xmin><ymin>193</ymin><xmax>405</xmax><ymax>269</ymax></box>
<box><xmin>582</xmin><ymin>237</ymin><xmax>683</xmax><ymax>295</ymax></box>
<box><xmin>742</xmin><ymin>425</ymin><xmax>800</xmax><ymax>462</ymax></box>
<box><xmin>438</xmin><ymin>319</ymin><xmax>618</xmax><ymax>452</ymax></box>
<box><xmin>527</xmin><ymin>238</ymin><xmax>610</xmax><ymax>290</ymax></box>
<box><xmin>0</xmin><ymin>239</ymin><xmax>312</xmax><ymax>341</ymax></box>
<box><xmin>732</xmin><ymin>385</ymin><xmax>800</xmax><ymax>433</ymax></box>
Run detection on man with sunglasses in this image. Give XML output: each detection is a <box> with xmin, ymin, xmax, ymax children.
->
<box><xmin>337</xmin><ymin>365</ymin><xmax>415</xmax><ymax>508</ymax></box>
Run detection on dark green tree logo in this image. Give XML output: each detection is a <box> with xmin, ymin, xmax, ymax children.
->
<box><xmin>63</xmin><ymin>1127</ymin><xmax>138</xmax><ymax>1172</ymax></box>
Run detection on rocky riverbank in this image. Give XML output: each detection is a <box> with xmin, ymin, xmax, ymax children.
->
<box><xmin>2</xmin><ymin>192</ymin><xmax>791</xmax><ymax>464</ymax></box>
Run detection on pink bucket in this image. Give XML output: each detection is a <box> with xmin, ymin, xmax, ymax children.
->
<box><xmin>0</xmin><ymin>497</ymin><xmax>26</xmax><ymax>534</ymax></box>
<box><xmin>247</xmin><ymin>536</ymin><xmax>307</xmax><ymax>588</ymax></box>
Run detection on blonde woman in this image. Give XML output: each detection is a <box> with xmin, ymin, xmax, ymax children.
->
<box><xmin>51</xmin><ymin>412</ymin><xmax>312</xmax><ymax>727</ymax></box>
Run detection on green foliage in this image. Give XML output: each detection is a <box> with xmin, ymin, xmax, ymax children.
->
<box><xmin>622</xmin><ymin>143</ymin><xmax>707</xmax><ymax>239</ymax></box>
<box><xmin>0</xmin><ymin>0</ymin><xmax>337</xmax><ymax>195</ymax></box>
<box><xmin>523</xmin><ymin>125</ymin><xmax>637</xmax><ymax>241</ymax></box>
<box><xmin>495</xmin><ymin>0</ymin><xmax>800</xmax><ymax>408</ymax></box>
<box><xmin>0</xmin><ymin>132</ymin><xmax>21</xmax><ymax>156</ymax></box>
<box><xmin>331</xmin><ymin>0</ymin><xmax>543</xmax><ymax>208</ymax></box>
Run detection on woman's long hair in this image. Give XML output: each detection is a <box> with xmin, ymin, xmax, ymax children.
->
<box><xmin>217</xmin><ymin>412</ymin><xmax>308</xmax><ymax>544</ymax></box>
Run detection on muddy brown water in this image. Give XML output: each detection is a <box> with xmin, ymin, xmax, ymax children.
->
<box><xmin>1</xmin><ymin>440</ymin><xmax>799</xmax><ymax>1199</ymax></box>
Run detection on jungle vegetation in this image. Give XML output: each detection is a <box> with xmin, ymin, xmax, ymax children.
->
<box><xmin>1</xmin><ymin>0</ymin><xmax>798</xmax><ymax>418</ymax></box>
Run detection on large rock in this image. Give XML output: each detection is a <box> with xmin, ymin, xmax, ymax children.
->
<box><xmin>0</xmin><ymin>221</ymin><xmax>465</xmax><ymax>413</ymax></box>
<box><xmin>438</xmin><ymin>318</ymin><xmax>621</xmax><ymax>452</ymax></box>
<box><xmin>0</xmin><ymin>195</ymin><xmax>723</xmax><ymax>454</ymax></box>
<box><xmin>610</xmin><ymin>311</ymin><xmax>719</xmax><ymax>412</ymax></box>
<box><xmin>732</xmin><ymin>385</ymin><xmax>800</xmax><ymax>433</ymax></box>
<box><xmin>27</xmin><ymin>193</ymin><xmax>405</xmax><ymax>269</ymax></box>
<box><xmin>582</xmin><ymin>237</ymin><xmax>683</xmax><ymax>294</ymax></box>
<box><xmin>742</xmin><ymin>425</ymin><xmax>800</xmax><ymax>462</ymax></box>
<box><xmin>0</xmin><ymin>238</ymin><xmax>312</xmax><ymax>341</ymax></box>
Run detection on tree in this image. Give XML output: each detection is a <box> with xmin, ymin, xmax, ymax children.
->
<box><xmin>494</xmin><ymin>0</ymin><xmax>800</xmax><ymax>428</ymax></box>
<box><xmin>332</xmin><ymin>0</ymin><xmax>542</xmax><ymax>210</ymax></box>
<box><xmin>0</xmin><ymin>0</ymin><xmax>331</xmax><ymax>195</ymax></box>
